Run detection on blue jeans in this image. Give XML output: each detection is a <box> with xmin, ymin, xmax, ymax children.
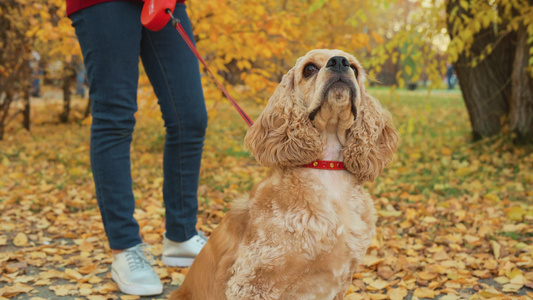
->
<box><xmin>70</xmin><ymin>1</ymin><xmax>207</xmax><ymax>250</ymax></box>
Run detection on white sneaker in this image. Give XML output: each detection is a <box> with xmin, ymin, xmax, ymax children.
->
<box><xmin>162</xmin><ymin>232</ymin><xmax>207</xmax><ymax>267</ymax></box>
<box><xmin>111</xmin><ymin>243</ymin><xmax>163</xmax><ymax>296</ymax></box>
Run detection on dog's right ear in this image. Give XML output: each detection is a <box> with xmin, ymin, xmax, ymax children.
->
<box><xmin>245</xmin><ymin>68</ymin><xmax>323</xmax><ymax>168</ymax></box>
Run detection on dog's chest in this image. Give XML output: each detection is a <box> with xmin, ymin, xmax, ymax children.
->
<box><xmin>288</xmin><ymin>170</ymin><xmax>368</xmax><ymax>257</ymax></box>
<box><xmin>320</xmin><ymin>171</ymin><xmax>351</xmax><ymax>200</ymax></box>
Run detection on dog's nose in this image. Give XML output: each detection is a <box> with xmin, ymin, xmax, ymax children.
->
<box><xmin>326</xmin><ymin>56</ymin><xmax>350</xmax><ymax>73</ymax></box>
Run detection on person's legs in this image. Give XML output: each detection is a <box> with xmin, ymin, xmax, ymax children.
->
<box><xmin>71</xmin><ymin>1</ymin><xmax>143</xmax><ymax>251</ymax></box>
<box><xmin>140</xmin><ymin>3</ymin><xmax>208</xmax><ymax>243</ymax></box>
<box><xmin>71</xmin><ymin>2</ymin><xmax>163</xmax><ymax>296</ymax></box>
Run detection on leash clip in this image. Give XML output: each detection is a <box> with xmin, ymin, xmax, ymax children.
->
<box><xmin>165</xmin><ymin>9</ymin><xmax>181</xmax><ymax>27</ymax></box>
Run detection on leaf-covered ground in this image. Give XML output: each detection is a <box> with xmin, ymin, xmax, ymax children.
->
<box><xmin>0</xmin><ymin>86</ymin><xmax>532</xmax><ymax>300</ymax></box>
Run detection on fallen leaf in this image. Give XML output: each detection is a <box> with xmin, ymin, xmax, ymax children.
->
<box><xmin>369</xmin><ymin>279</ymin><xmax>389</xmax><ymax>290</ymax></box>
<box><xmin>502</xmin><ymin>283</ymin><xmax>523</xmax><ymax>292</ymax></box>
<box><xmin>387</xmin><ymin>287</ymin><xmax>408</xmax><ymax>300</ymax></box>
<box><xmin>413</xmin><ymin>287</ymin><xmax>436</xmax><ymax>298</ymax></box>
<box><xmin>0</xmin><ymin>283</ymin><xmax>33</xmax><ymax>297</ymax></box>
<box><xmin>418</xmin><ymin>272</ymin><xmax>438</xmax><ymax>281</ymax></box>
<box><xmin>507</xmin><ymin>206</ymin><xmax>526</xmax><ymax>221</ymax></box>
<box><xmin>64</xmin><ymin>268</ymin><xmax>83</xmax><ymax>280</ymax></box>
<box><xmin>13</xmin><ymin>232</ymin><xmax>28</xmax><ymax>247</ymax></box>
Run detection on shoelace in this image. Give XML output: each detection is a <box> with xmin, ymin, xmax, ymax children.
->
<box><xmin>125</xmin><ymin>243</ymin><xmax>155</xmax><ymax>272</ymax></box>
<box><xmin>195</xmin><ymin>232</ymin><xmax>208</xmax><ymax>246</ymax></box>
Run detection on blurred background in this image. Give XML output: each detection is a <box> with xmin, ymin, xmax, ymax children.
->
<box><xmin>1</xmin><ymin>0</ymin><xmax>532</xmax><ymax>143</ymax></box>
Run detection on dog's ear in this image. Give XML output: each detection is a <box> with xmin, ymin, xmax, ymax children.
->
<box><xmin>343</xmin><ymin>81</ymin><xmax>399</xmax><ymax>182</ymax></box>
<box><xmin>245</xmin><ymin>68</ymin><xmax>323</xmax><ymax>168</ymax></box>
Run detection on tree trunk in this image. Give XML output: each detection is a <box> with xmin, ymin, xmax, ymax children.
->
<box><xmin>0</xmin><ymin>92</ymin><xmax>13</xmax><ymax>140</ymax></box>
<box><xmin>84</xmin><ymin>97</ymin><xmax>92</xmax><ymax>118</ymax></box>
<box><xmin>23</xmin><ymin>88</ymin><xmax>30</xmax><ymax>130</ymax></box>
<box><xmin>60</xmin><ymin>71</ymin><xmax>71</xmax><ymax>123</ymax></box>
<box><xmin>510</xmin><ymin>25</ymin><xmax>533</xmax><ymax>144</ymax></box>
<box><xmin>446</xmin><ymin>0</ymin><xmax>516</xmax><ymax>140</ymax></box>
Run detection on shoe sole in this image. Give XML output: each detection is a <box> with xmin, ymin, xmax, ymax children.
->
<box><xmin>162</xmin><ymin>256</ymin><xmax>195</xmax><ymax>267</ymax></box>
<box><xmin>111</xmin><ymin>268</ymin><xmax>163</xmax><ymax>296</ymax></box>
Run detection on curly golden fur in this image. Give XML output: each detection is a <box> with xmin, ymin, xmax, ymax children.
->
<box><xmin>169</xmin><ymin>49</ymin><xmax>399</xmax><ymax>300</ymax></box>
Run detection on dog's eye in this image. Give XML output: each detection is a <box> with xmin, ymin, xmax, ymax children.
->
<box><xmin>303</xmin><ymin>63</ymin><xmax>319</xmax><ymax>78</ymax></box>
<box><xmin>350</xmin><ymin>65</ymin><xmax>359</xmax><ymax>78</ymax></box>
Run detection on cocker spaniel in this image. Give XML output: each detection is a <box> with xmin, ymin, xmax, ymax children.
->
<box><xmin>169</xmin><ymin>49</ymin><xmax>399</xmax><ymax>300</ymax></box>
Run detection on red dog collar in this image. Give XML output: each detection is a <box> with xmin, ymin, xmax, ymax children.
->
<box><xmin>301</xmin><ymin>160</ymin><xmax>346</xmax><ymax>170</ymax></box>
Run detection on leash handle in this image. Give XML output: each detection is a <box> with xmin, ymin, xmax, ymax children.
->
<box><xmin>141</xmin><ymin>0</ymin><xmax>177</xmax><ymax>31</ymax></box>
<box><xmin>167</xmin><ymin>11</ymin><xmax>254</xmax><ymax>127</ymax></box>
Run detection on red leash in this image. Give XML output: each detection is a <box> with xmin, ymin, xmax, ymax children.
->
<box><xmin>167</xmin><ymin>11</ymin><xmax>254</xmax><ymax>127</ymax></box>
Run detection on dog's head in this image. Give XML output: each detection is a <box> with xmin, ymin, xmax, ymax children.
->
<box><xmin>245</xmin><ymin>49</ymin><xmax>399</xmax><ymax>182</ymax></box>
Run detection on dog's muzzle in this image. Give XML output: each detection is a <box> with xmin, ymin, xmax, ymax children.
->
<box><xmin>309</xmin><ymin>75</ymin><xmax>357</xmax><ymax>121</ymax></box>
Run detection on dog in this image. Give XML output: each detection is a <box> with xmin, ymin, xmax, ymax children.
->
<box><xmin>169</xmin><ymin>49</ymin><xmax>399</xmax><ymax>300</ymax></box>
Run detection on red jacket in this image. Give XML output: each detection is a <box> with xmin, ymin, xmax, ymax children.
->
<box><xmin>66</xmin><ymin>0</ymin><xmax>185</xmax><ymax>17</ymax></box>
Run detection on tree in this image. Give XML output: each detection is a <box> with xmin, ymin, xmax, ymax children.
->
<box><xmin>187</xmin><ymin>0</ymin><xmax>395</xmax><ymax>101</ymax></box>
<box><xmin>510</xmin><ymin>21</ymin><xmax>533</xmax><ymax>144</ymax></box>
<box><xmin>29</xmin><ymin>0</ymin><xmax>83</xmax><ymax>123</ymax></box>
<box><xmin>446</xmin><ymin>0</ymin><xmax>533</xmax><ymax>143</ymax></box>
<box><xmin>0</xmin><ymin>0</ymin><xmax>33</xmax><ymax>140</ymax></box>
<box><xmin>366</xmin><ymin>0</ymin><xmax>533</xmax><ymax>144</ymax></box>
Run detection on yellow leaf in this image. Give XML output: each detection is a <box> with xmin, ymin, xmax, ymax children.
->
<box><xmin>64</xmin><ymin>268</ymin><xmax>83</xmax><ymax>280</ymax></box>
<box><xmin>418</xmin><ymin>272</ymin><xmax>438</xmax><ymax>280</ymax></box>
<box><xmin>413</xmin><ymin>287</ymin><xmax>436</xmax><ymax>298</ymax></box>
<box><xmin>464</xmin><ymin>234</ymin><xmax>480</xmax><ymax>244</ymax></box>
<box><xmin>455</xmin><ymin>167</ymin><xmax>472</xmax><ymax>176</ymax></box>
<box><xmin>422</xmin><ymin>216</ymin><xmax>438</xmax><ymax>223</ymax></box>
<box><xmin>506</xmin><ymin>268</ymin><xmax>523</xmax><ymax>280</ymax></box>
<box><xmin>0</xmin><ymin>283</ymin><xmax>33</xmax><ymax>298</ymax></box>
<box><xmin>507</xmin><ymin>206</ymin><xmax>526</xmax><ymax>221</ymax></box>
<box><xmin>494</xmin><ymin>276</ymin><xmax>509</xmax><ymax>284</ymax></box>
<box><xmin>369</xmin><ymin>279</ymin><xmax>389</xmax><ymax>290</ymax></box>
<box><xmin>502</xmin><ymin>283</ymin><xmax>523</xmax><ymax>292</ymax></box>
<box><xmin>171</xmin><ymin>272</ymin><xmax>186</xmax><ymax>286</ymax></box>
<box><xmin>478</xmin><ymin>287</ymin><xmax>503</xmax><ymax>297</ymax></box>
<box><xmin>484</xmin><ymin>193</ymin><xmax>500</xmax><ymax>202</ymax></box>
<box><xmin>13</xmin><ymin>232</ymin><xmax>28</xmax><ymax>247</ymax></box>
<box><xmin>440</xmin><ymin>294</ymin><xmax>462</xmax><ymax>300</ymax></box>
<box><xmin>363</xmin><ymin>255</ymin><xmax>384</xmax><ymax>267</ymax></box>
<box><xmin>78</xmin><ymin>264</ymin><xmax>97</xmax><ymax>275</ymax></box>
<box><xmin>405</xmin><ymin>65</ymin><xmax>412</xmax><ymax>76</ymax></box>
<box><xmin>388</xmin><ymin>287</ymin><xmax>408</xmax><ymax>300</ymax></box>
<box><xmin>510</xmin><ymin>274</ymin><xmax>527</xmax><ymax>285</ymax></box>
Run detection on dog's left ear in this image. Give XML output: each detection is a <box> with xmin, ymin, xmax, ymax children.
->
<box><xmin>245</xmin><ymin>68</ymin><xmax>323</xmax><ymax>168</ymax></box>
<box><xmin>343</xmin><ymin>80</ymin><xmax>400</xmax><ymax>182</ymax></box>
